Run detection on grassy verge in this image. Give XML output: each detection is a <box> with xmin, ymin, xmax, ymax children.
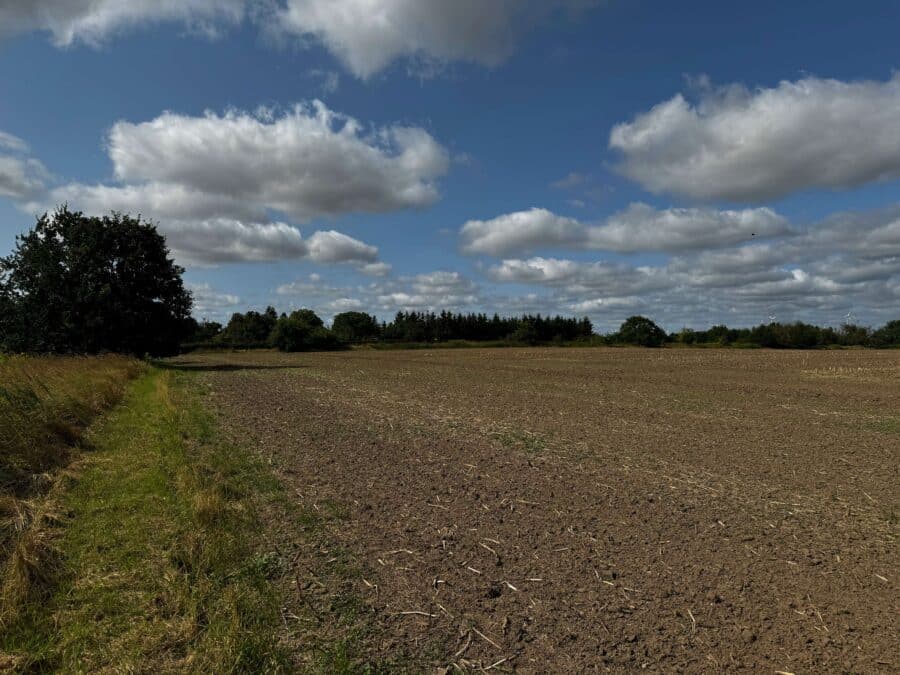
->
<box><xmin>0</xmin><ymin>354</ymin><xmax>143</xmax><ymax>497</ymax></box>
<box><xmin>0</xmin><ymin>368</ymin><xmax>289</xmax><ymax>672</ymax></box>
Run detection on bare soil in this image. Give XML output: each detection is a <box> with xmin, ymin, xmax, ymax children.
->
<box><xmin>172</xmin><ymin>348</ymin><xmax>899</xmax><ymax>673</ymax></box>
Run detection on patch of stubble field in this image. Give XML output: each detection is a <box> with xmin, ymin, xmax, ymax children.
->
<box><xmin>173</xmin><ymin>348</ymin><xmax>899</xmax><ymax>673</ymax></box>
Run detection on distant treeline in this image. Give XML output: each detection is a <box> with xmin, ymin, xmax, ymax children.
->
<box><xmin>671</xmin><ymin>320</ymin><xmax>900</xmax><ymax>349</ymax></box>
<box><xmin>185</xmin><ymin>309</ymin><xmax>596</xmax><ymax>351</ymax></box>
<box><xmin>185</xmin><ymin>309</ymin><xmax>900</xmax><ymax>352</ymax></box>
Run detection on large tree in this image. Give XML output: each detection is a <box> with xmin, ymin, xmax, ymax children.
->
<box><xmin>0</xmin><ymin>208</ymin><xmax>192</xmax><ymax>356</ymax></box>
<box><xmin>332</xmin><ymin>311</ymin><xmax>380</xmax><ymax>343</ymax></box>
<box><xmin>617</xmin><ymin>315</ymin><xmax>667</xmax><ymax>347</ymax></box>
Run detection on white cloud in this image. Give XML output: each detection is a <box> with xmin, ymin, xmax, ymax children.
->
<box><xmin>189</xmin><ymin>283</ymin><xmax>241</xmax><ymax>316</ymax></box>
<box><xmin>276</xmin><ymin>270</ymin><xmax>482</xmax><ymax>318</ymax></box>
<box><xmin>105</xmin><ymin>102</ymin><xmax>449</xmax><ymax>221</ymax></box>
<box><xmin>161</xmin><ymin>218</ymin><xmax>309</xmax><ymax>264</ymax></box>
<box><xmin>360</xmin><ymin>262</ymin><xmax>392</xmax><ymax>277</ymax></box>
<box><xmin>460</xmin><ymin>204</ymin><xmax>787</xmax><ymax>255</ymax></box>
<box><xmin>27</xmin><ymin>102</ymin><xmax>442</xmax><ymax>266</ymax></box>
<box><xmin>484</xmin><ymin>202</ymin><xmax>900</xmax><ymax>329</ymax></box>
<box><xmin>306</xmin><ymin>230</ymin><xmax>378</xmax><ymax>263</ymax></box>
<box><xmin>611</xmin><ymin>74</ymin><xmax>900</xmax><ymax>202</ymax></box>
<box><xmin>0</xmin><ymin>0</ymin><xmax>245</xmax><ymax>45</ymax></box>
<box><xmin>271</xmin><ymin>0</ymin><xmax>599</xmax><ymax>78</ymax></box>
<box><xmin>0</xmin><ymin>132</ymin><xmax>28</xmax><ymax>153</ymax></box>
<box><xmin>461</xmin><ymin>208</ymin><xmax>584</xmax><ymax>255</ymax></box>
<box><xmin>409</xmin><ymin>270</ymin><xmax>476</xmax><ymax>295</ymax></box>
<box><xmin>0</xmin><ymin>131</ymin><xmax>49</xmax><ymax>201</ymax></box>
<box><xmin>1</xmin><ymin>0</ymin><xmax>599</xmax><ymax>79</ymax></box>
<box><xmin>588</xmin><ymin>203</ymin><xmax>789</xmax><ymax>252</ymax></box>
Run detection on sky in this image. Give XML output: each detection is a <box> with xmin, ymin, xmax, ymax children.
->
<box><xmin>1</xmin><ymin>1</ymin><xmax>899</xmax><ymax>331</ymax></box>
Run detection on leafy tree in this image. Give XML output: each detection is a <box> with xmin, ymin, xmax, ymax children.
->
<box><xmin>271</xmin><ymin>309</ymin><xmax>340</xmax><ymax>352</ymax></box>
<box><xmin>0</xmin><ymin>207</ymin><xmax>191</xmax><ymax>356</ymax></box>
<box><xmin>871</xmin><ymin>319</ymin><xmax>900</xmax><ymax>347</ymax></box>
<box><xmin>290</xmin><ymin>308</ymin><xmax>324</xmax><ymax>329</ymax></box>
<box><xmin>332</xmin><ymin>311</ymin><xmax>380</xmax><ymax>343</ymax></box>
<box><xmin>510</xmin><ymin>319</ymin><xmax>539</xmax><ymax>345</ymax></box>
<box><xmin>616</xmin><ymin>315</ymin><xmax>667</xmax><ymax>347</ymax></box>
<box><xmin>838</xmin><ymin>323</ymin><xmax>870</xmax><ymax>346</ymax></box>
<box><xmin>219</xmin><ymin>307</ymin><xmax>278</xmax><ymax>346</ymax></box>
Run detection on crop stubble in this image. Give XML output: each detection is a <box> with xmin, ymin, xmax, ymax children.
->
<box><xmin>175</xmin><ymin>348</ymin><xmax>898</xmax><ymax>672</ymax></box>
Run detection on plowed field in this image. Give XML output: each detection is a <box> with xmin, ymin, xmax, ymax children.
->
<box><xmin>173</xmin><ymin>348</ymin><xmax>899</xmax><ymax>673</ymax></box>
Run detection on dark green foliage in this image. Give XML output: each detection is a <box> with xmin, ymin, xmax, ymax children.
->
<box><xmin>838</xmin><ymin>323</ymin><xmax>871</xmax><ymax>346</ymax></box>
<box><xmin>871</xmin><ymin>319</ymin><xmax>900</xmax><ymax>347</ymax></box>
<box><xmin>189</xmin><ymin>320</ymin><xmax>223</xmax><ymax>343</ymax></box>
<box><xmin>616</xmin><ymin>315</ymin><xmax>667</xmax><ymax>347</ymax></box>
<box><xmin>670</xmin><ymin>319</ymin><xmax>898</xmax><ymax>349</ymax></box>
<box><xmin>332</xmin><ymin>311</ymin><xmax>380</xmax><ymax>343</ymax></box>
<box><xmin>0</xmin><ymin>208</ymin><xmax>192</xmax><ymax>356</ymax></box>
<box><xmin>381</xmin><ymin>311</ymin><xmax>593</xmax><ymax>343</ymax></box>
<box><xmin>271</xmin><ymin>309</ymin><xmax>340</xmax><ymax>352</ymax></box>
<box><xmin>219</xmin><ymin>307</ymin><xmax>278</xmax><ymax>347</ymax></box>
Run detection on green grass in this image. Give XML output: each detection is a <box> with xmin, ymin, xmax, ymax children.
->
<box><xmin>0</xmin><ymin>368</ymin><xmax>289</xmax><ymax>672</ymax></box>
<box><xmin>0</xmin><ymin>354</ymin><xmax>143</xmax><ymax>497</ymax></box>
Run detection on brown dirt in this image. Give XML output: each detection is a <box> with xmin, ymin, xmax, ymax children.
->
<box><xmin>172</xmin><ymin>348</ymin><xmax>899</xmax><ymax>673</ymax></box>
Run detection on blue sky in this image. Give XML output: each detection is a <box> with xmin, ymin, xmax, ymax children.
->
<box><xmin>1</xmin><ymin>1</ymin><xmax>899</xmax><ymax>330</ymax></box>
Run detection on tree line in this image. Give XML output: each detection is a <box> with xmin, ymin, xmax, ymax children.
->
<box><xmin>188</xmin><ymin>310</ymin><xmax>900</xmax><ymax>351</ymax></box>
<box><xmin>1</xmin><ymin>209</ymin><xmax>898</xmax><ymax>355</ymax></box>
<box><xmin>186</xmin><ymin>309</ymin><xmax>596</xmax><ymax>351</ymax></box>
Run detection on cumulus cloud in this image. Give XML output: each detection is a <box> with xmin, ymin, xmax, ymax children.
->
<box><xmin>610</xmin><ymin>74</ymin><xmax>900</xmax><ymax>202</ymax></box>
<box><xmin>3</xmin><ymin>1</ymin><xmax>600</xmax><ymax>79</ymax></box>
<box><xmin>589</xmin><ymin>203</ymin><xmax>790</xmax><ymax>251</ymax></box>
<box><xmin>189</xmin><ymin>283</ymin><xmax>241</xmax><ymax>316</ymax></box>
<box><xmin>0</xmin><ymin>131</ymin><xmax>49</xmax><ymax>200</ymax></box>
<box><xmin>460</xmin><ymin>208</ymin><xmax>584</xmax><ymax>255</ymax></box>
<box><xmin>104</xmin><ymin>102</ymin><xmax>449</xmax><ymax>222</ymax></box>
<box><xmin>485</xmin><ymin>202</ymin><xmax>900</xmax><ymax>329</ymax></box>
<box><xmin>460</xmin><ymin>204</ymin><xmax>787</xmax><ymax>255</ymax></box>
<box><xmin>272</xmin><ymin>0</ymin><xmax>599</xmax><ymax>78</ymax></box>
<box><xmin>161</xmin><ymin>218</ymin><xmax>309</xmax><ymax>264</ymax></box>
<box><xmin>360</xmin><ymin>262</ymin><xmax>393</xmax><ymax>277</ymax></box>
<box><xmin>0</xmin><ymin>0</ymin><xmax>245</xmax><ymax>45</ymax></box>
<box><xmin>306</xmin><ymin>230</ymin><xmax>378</xmax><ymax>264</ymax></box>
<box><xmin>27</xmin><ymin>102</ymin><xmax>443</xmax><ymax>266</ymax></box>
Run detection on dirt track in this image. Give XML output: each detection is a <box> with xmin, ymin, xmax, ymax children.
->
<box><xmin>174</xmin><ymin>348</ymin><xmax>899</xmax><ymax>672</ymax></box>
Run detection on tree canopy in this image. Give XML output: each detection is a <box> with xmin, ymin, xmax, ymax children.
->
<box><xmin>617</xmin><ymin>316</ymin><xmax>667</xmax><ymax>347</ymax></box>
<box><xmin>0</xmin><ymin>208</ymin><xmax>192</xmax><ymax>356</ymax></box>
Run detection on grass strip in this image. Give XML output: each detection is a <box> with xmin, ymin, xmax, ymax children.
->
<box><xmin>1</xmin><ymin>368</ymin><xmax>289</xmax><ymax>672</ymax></box>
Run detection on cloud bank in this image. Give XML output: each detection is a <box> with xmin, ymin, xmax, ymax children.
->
<box><xmin>460</xmin><ymin>204</ymin><xmax>789</xmax><ymax>255</ymax></box>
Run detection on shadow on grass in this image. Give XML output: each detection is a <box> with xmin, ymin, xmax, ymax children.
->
<box><xmin>152</xmin><ymin>360</ymin><xmax>309</xmax><ymax>373</ymax></box>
